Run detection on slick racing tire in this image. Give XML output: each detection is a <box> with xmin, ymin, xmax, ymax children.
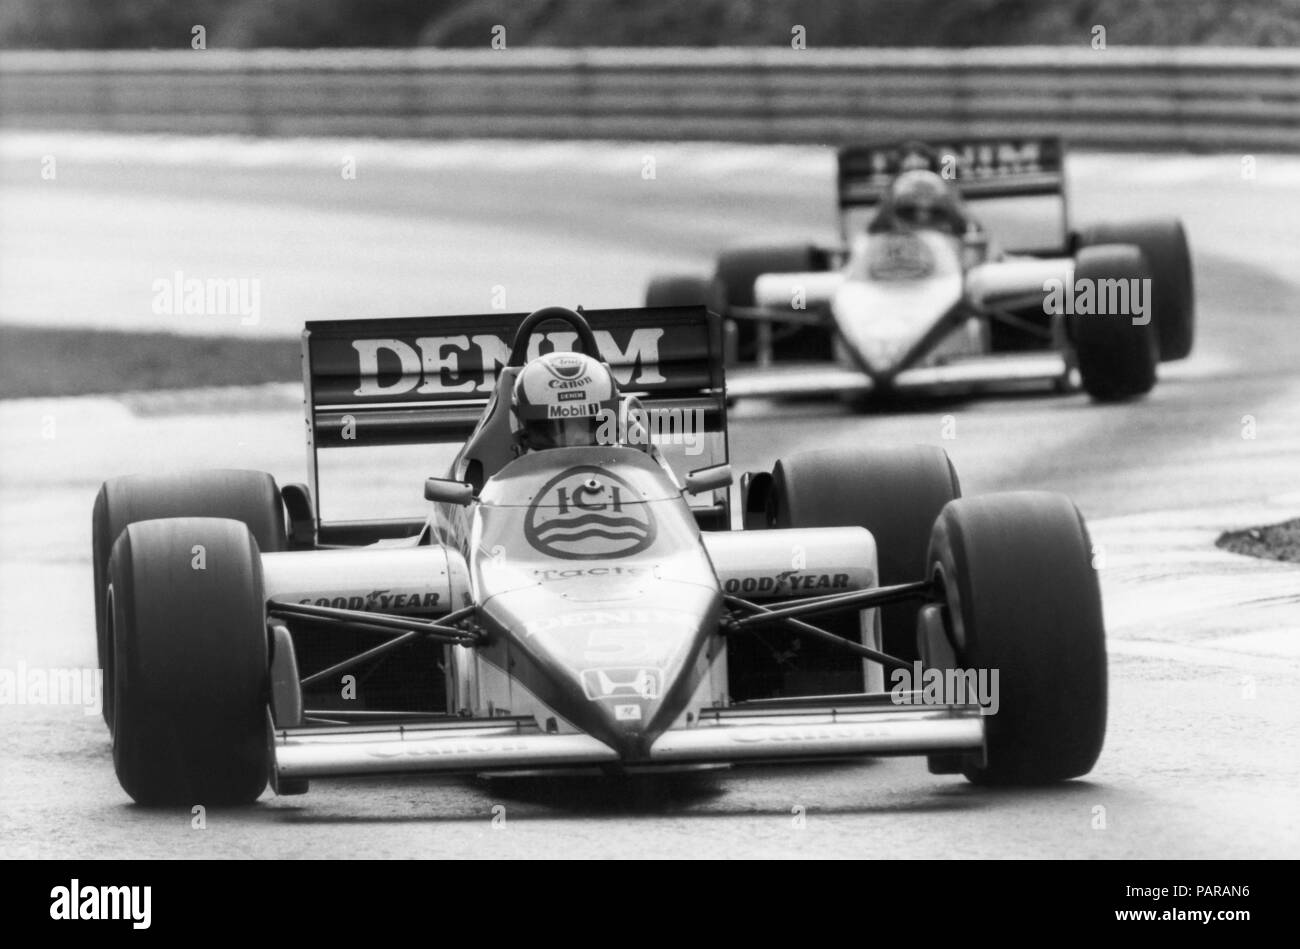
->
<box><xmin>924</xmin><ymin>492</ymin><xmax>1107</xmax><ymax>784</ymax></box>
<box><xmin>108</xmin><ymin>517</ymin><xmax>270</xmax><ymax>806</ymax></box>
<box><xmin>644</xmin><ymin>274</ymin><xmax>711</xmax><ymax>308</ymax></box>
<box><xmin>92</xmin><ymin>470</ymin><xmax>285</xmax><ymax>731</ymax></box>
<box><xmin>1078</xmin><ymin>218</ymin><xmax>1194</xmax><ymax>361</ymax></box>
<box><xmin>769</xmin><ymin>445</ymin><xmax>961</xmax><ymax>664</ymax></box>
<box><xmin>1069</xmin><ymin>245</ymin><xmax>1158</xmax><ymax>402</ymax></box>
<box><xmin>712</xmin><ymin>243</ymin><xmax>831</xmax><ymax>363</ymax></box>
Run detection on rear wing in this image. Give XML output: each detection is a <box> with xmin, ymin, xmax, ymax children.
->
<box><xmin>301</xmin><ymin>306</ymin><xmax>728</xmax><ymax>535</ymax></box>
<box><xmin>837</xmin><ymin>137</ymin><xmax>1070</xmax><ymax>255</ymax></box>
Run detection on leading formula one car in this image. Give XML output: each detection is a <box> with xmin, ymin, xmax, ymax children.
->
<box><xmin>92</xmin><ymin>305</ymin><xmax>1106</xmax><ymax>805</ymax></box>
<box><xmin>646</xmin><ymin>137</ymin><xmax>1194</xmax><ymax>403</ymax></box>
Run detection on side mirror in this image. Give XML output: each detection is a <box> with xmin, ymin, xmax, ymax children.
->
<box><xmin>684</xmin><ymin>463</ymin><xmax>732</xmax><ymax>496</ymax></box>
<box><xmin>424</xmin><ymin>478</ymin><xmax>474</xmax><ymax>506</ymax></box>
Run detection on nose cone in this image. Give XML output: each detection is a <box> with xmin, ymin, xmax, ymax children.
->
<box><xmin>576</xmin><ymin>664</ymin><xmax>668</xmax><ymax>759</ymax></box>
<box><xmin>834</xmin><ymin>281</ymin><xmax>960</xmax><ymax>378</ymax></box>
<box><xmin>835</xmin><ymin>233</ymin><xmax>965</xmax><ymax>378</ymax></box>
<box><xmin>470</xmin><ymin>459</ymin><xmax>724</xmax><ymax>764</ymax></box>
<box><xmin>486</xmin><ymin>591</ymin><xmax>720</xmax><ymax>763</ymax></box>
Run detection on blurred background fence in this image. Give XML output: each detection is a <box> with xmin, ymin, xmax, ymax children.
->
<box><xmin>2</xmin><ymin>47</ymin><xmax>1297</xmax><ymax>149</ymax></box>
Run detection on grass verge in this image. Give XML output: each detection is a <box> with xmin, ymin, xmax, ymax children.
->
<box><xmin>1216</xmin><ymin>520</ymin><xmax>1300</xmax><ymax>564</ymax></box>
<box><xmin>0</xmin><ymin>324</ymin><xmax>299</xmax><ymax>399</ymax></box>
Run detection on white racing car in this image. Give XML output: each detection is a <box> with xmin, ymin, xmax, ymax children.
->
<box><xmin>91</xmin><ymin>305</ymin><xmax>1106</xmax><ymax>805</ymax></box>
<box><xmin>647</xmin><ymin>137</ymin><xmax>1194</xmax><ymax>403</ymax></box>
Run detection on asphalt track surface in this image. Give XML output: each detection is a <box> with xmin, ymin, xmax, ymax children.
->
<box><xmin>1</xmin><ymin>135</ymin><xmax>1298</xmax><ymax>858</ymax></box>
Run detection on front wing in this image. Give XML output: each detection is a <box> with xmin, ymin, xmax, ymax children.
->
<box><xmin>272</xmin><ymin>695</ymin><xmax>986</xmax><ymax>780</ymax></box>
<box><xmin>726</xmin><ymin>352</ymin><xmax>1070</xmax><ymax>401</ymax></box>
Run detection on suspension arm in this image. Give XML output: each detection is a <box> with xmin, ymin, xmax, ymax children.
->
<box><xmin>723</xmin><ymin>594</ymin><xmax>915</xmax><ymax>672</ymax></box>
<box><xmin>726</xmin><ymin>580</ymin><xmax>931</xmax><ymax>630</ymax></box>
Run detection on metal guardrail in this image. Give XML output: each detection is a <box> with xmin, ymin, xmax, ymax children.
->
<box><xmin>1</xmin><ymin>47</ymin><xmax>1296</xmax><ymax>149</ymax></box>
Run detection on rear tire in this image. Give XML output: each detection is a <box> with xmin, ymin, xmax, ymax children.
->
<box><xmin>769</xmin><ymin>446</ymin><xmax>961</xmax><ymax>663</ymax></box>
<box><xmin>1069</xmin><ymin>245</ymin><xmax>1158</xmax><ymax>402</ymax></box>
<box><xmin>109</xmin><ymin>517</ymin><xmax>270</xmax><ymax>806</ymax></box>
<box><xmin>92</xmin><ymin>469</ymin><xmax>285</xmax><ymax>730</ymax></box>
<box><xmin>1078</xmin><ymin>218</ymin><xmax>1194</xmax><ymax>361</ymax></box>
<box><xmin>645</xmin><ymin>274</ymin><xmax>710</xmax><ymax>308</ymax></box>
<box><xmin>924</xmin><ymin>492</ymin><xmax>1107</xmax><ymax>784</ymax></box>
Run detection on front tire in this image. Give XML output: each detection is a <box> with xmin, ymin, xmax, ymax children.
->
<box><xmin>1078</xmin><ymin>218</ymin><xmax>1194</xmax><ymax>361</ymax></box>
<box><xmin>92</xmin><ymin>469</ymin><xmax>286</xmax><ymax>730</ymax></box>
<box><xmin>108</xmin><ymin>517</ymin><xmax>270</xmax><ymax>806</ymax></box>
<box><xmin>924</xmin><ymin>492</ymin><xmax>1107</xmax><ymax>784</ymax></box>
<box><xmin>1069</xmin><ymin>245</ymin><xmax>1158</xmax><ymax>402</ymax></box>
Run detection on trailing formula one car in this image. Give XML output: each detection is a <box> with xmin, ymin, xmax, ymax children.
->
<box><xmin>91</xmin><ymin>305</ymin><xmax>1106</xmax><ymax>805</ymax></box>
<box><xmin>646</xmin><ymin>137</ymin><xmax>1194</xmax><ymax>403</ymax></box>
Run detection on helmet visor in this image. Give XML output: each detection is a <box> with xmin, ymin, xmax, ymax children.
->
<box><xmin>525</xmin><ymin>417</ymin><xmax>601</xmax><ymax>450</ymax></box>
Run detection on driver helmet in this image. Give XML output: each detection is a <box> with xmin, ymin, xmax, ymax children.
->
<box><xmin>888</xmin><ymin>169</ymin><xmax>963</xmax><ymax>229</ymax></box>
<box><xmin>511</xmin><ymin>351</ymin><xmax>620</xmax><ymax>451</ymax></box>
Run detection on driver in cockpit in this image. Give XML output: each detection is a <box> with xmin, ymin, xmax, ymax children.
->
<box><xmin>869</xmin><ymin>169</ymin><xmax>974</xmax><ymax>237</ymax></box>
<box><xmin>510</xmin><ymin>351</ymin><xmax>620</xmax><ymax>452</ymax></box>
<box><xmin>509</xmin><ymin>351</ymin><xmax>659</xmax><ymax>458</ymax></box>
